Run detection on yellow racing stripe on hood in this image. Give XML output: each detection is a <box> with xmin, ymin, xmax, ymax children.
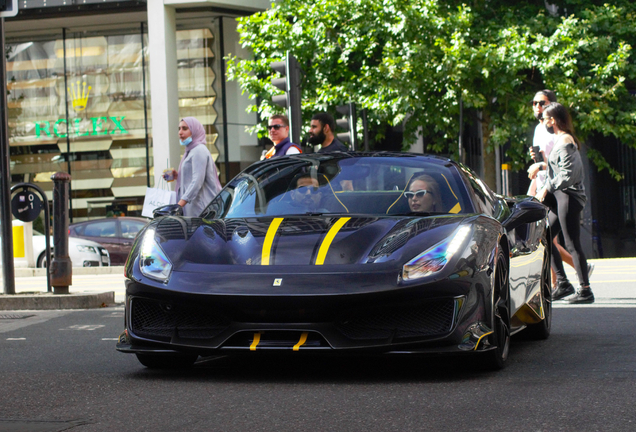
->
<box><xmin>262</xmin><ymin>218</ymin><xmax>284</xmax><ymax>265</ymax></box>
<box><xmin>315</xmin><ymin>217</ymin><xmax>351</xmax><ymax>265</ymax></box>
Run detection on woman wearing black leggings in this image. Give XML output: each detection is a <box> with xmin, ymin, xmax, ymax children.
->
<box><xmin>535</xmin><ymin>102</ymin><xmax>593</xmax><ymax>304</ymax></box>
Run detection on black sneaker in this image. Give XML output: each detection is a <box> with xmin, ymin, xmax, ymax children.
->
<box><xmin>552</xmin><ymin>280</ymin><xmax>575</xmax><ymax>300</ymax></box>
<box><xmin>568</xmin><ymin>287</ymin><xmax>595</xmax><ymax>304</ymax></box>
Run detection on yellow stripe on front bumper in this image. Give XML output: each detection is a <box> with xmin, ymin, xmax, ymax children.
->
<box><xmin>474</xmin><ymin>331</ymin><xmax>493</xmax><ymax>350</ymax></box>
<box><xmin>315</xmin><ymin>217</ymin><xmax>351</xmax><ymax>265</ymax></box>
<box><xmin>250</xmin><ymin>333</ymin><xmax>261</xmax><ymax>351</ymax></box>
<box><xmin>293</xmin><ymin>332</ymin><xmax>309</xmax><ymax>351</ymax></box>
<box><xmin>262</xmin><ymin>218</ymin><xmax>284</xmax><ymax>265</ymax></box>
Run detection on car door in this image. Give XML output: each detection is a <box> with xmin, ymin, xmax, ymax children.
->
<box><xmin>80</xmin><ymin>220</ymin><xmax>124</xmax><ymax>264</ymax></box>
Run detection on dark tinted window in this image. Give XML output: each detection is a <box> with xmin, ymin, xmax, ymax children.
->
<box><xmin>84</xmin><ymin>220</ymin><xmax>117</xmax><ymax>238</ymax></box>
<box><xmin>121</xmin><ymin>220</ymin><xmax>146</xmax><ymax>239</ymax></box>
<box><xmin>460</xmin><ymin>167</ymin><xmax>495</xmax><ymax>216</ymax></box>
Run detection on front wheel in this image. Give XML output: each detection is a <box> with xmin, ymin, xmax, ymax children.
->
<box><xmin>480</xmin><ymin>249</ymin><xmax>511</xmax><ymax>370</ymax></box>
<box><xmin>135</xmin><ymin>353</ymin><xmax>198</xmax><ymax>369</ymax></box>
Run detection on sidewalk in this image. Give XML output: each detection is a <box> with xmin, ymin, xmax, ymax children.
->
<box><xmin>0</xmin><ymin>266</ymin><xmax>125</xmax><ymax>310</ymax></box>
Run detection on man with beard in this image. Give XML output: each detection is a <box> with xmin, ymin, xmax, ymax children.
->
<box><xmin>290</xmin><ymin>174</ymin><xmax>329</xmax><ymax>213</ymax></box>
<box><xmin>308</xmin><ymin>112</ymin><xmax>349</xmax><ymax>153</ymax></box>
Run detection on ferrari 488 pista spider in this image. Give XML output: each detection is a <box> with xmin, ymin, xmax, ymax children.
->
<box><xmin>117</xmin><ymin>152</ymin><xmax>551</xmax><ymax>370</ymax></box>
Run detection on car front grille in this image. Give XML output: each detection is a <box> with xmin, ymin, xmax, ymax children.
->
<box><xmin>131</xmin><ymin>297</ymin><xmax>230</xmax><ymax>341</ymax></box>
<box><xmin>334</xmin><ymin>299</ymin><xmax>456</xmax><ymax>340</ymax></box>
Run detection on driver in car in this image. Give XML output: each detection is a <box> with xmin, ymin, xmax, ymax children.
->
<box><xmin>291</xmin><ymin>175</ymin><xmax>326</xmax><ymax>212</ymax></box>
<box><xmin>406</xmin><ymin>174</ymin><xmax>442</xmax><ymax>213</ymax></box>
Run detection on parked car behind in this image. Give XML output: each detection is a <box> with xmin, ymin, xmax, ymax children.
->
<box><xmin>32</xmin><ymin>231</ymin><xmax>111</xmax><ymax>268</ymax></box>
<box><xmin>69</xmin><ymin>217</ymin><xmax>148</xmax><ymax>265</ymax></box>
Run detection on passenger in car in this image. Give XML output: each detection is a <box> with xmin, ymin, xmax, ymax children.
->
<box><xmin>405</xmin><ymin>174</ymin><xmax>442</xmax><ymax>213</ymax></box>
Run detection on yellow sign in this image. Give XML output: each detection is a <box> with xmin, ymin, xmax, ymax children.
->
<box><xmin>68</xmin><ymin>81</ymin><xmax>91</xmax><ymax>111</ymax></box>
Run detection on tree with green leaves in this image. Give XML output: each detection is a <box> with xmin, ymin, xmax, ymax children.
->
<box><xmin>226</xmin><ymin>0</ymin><xmax>636</xmax><ymax>187</ymax></box>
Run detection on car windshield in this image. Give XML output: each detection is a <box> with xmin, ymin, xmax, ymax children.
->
<box><xmin>202</xmin><ymin>154</ymin><xmax>472</xmax><ymax>219</ymax></box>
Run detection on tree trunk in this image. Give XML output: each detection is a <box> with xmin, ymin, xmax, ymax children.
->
<box><xmin>481</xmin><ymin>112</ymin><xmax>497</xmax><ymax>191</ymax></box>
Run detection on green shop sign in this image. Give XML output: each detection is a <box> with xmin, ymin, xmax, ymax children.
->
<box><xmin>35</xmin><ymin>116</ymin><xmax>128</xmax><ymax>138</ymax></box>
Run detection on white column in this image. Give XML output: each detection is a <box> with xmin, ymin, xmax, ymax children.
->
<box><xmin>409</xmin><ymin>127</ymin><xmax>424</xmax><ymax>154</ymax></box>
<box><xmin>147</xmin><ymin>1</ymin><xmax>180</xmax><ymax>188</ymax></box>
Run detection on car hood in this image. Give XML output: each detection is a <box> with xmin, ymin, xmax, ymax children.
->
<box><xmin>148</xmin><ymin>214</ymin><xmax>471</xmax><ymax>270</ymax></box>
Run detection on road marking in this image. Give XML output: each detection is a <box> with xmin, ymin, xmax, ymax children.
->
<box><xmin>60</xmin><ymin>325</ymin><xmax>105</xmax><ymax>331</ymax></box>
<box><xmin>101</xmin><ymin>338</ymin><xmax>119</xmax><ymax>340</ymax></box>
<box><xmin>6</xmin><ymin>338</ymin><xmax>26</xmax><ymax>340</ymax></box>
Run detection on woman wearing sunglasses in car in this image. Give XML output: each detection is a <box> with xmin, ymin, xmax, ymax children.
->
<box><xmin>406</xmin><ymin>174</ymin><xmax>442</xmax><ymax>213</ymax></box>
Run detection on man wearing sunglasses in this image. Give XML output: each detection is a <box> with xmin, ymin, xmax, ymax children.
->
<box><xmin>527</xmin><ymin>90</ymin><xmax>557</xmax><ymax>196</ymax></box>
<box><xmin>263</xmin><ymin>114</ymin><xmax>302</xmax><ymax>159</ymax></box>
<box><xmin>291</xmin><ymin>175</ymin><xmax>324</xmax><ymax>211</ymax></box>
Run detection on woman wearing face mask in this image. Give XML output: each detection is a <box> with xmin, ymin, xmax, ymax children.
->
<box><xmin>163</xmin><ymin>117</ymin><xmax>222</xmax><ymax>216</ymax></box>
<box><xmin>534</xmin><ymin>103</ymin><xmax>593</xmax><ymax>304</ymax></box>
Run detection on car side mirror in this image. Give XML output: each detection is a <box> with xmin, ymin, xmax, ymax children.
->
<box><xmin>153</xmin><ymin>204</ymin><xmax>183</xmax><ymax>218</ymax></box>
<box><xmin>503</xmin><ymin>198</ymin><xmax>547</xmax><ymax>232</ymax></box>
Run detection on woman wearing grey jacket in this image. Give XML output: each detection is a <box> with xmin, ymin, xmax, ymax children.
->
<box><xmin>535</xmin><ymin>103</ymin><xmax>593</xmax><ymax>304</ymax></box>
<box><xmin>165</xmin><ymin>117</ymin><xmax>222</xmax><ymax>217</ymax></box>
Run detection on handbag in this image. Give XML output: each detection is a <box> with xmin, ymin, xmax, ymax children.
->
<box><xmin>141</xmin><ymin>179</ymin><xmax>177</xmax><ymax>218</ymax></box>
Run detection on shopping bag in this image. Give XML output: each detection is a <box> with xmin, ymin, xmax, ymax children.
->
<box><xmin>142</xmin><ymin>182</ymin><xmax>176</xmax><ymax>218</ymax></box>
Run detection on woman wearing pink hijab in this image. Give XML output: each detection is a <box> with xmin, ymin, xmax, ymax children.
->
<box><xmin>164</xmin><ymin>117</ymin><xmax>222</xmax><ymax>216</ymax></box>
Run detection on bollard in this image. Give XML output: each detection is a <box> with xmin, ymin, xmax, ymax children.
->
<box><xmin>50</xmin><ymin>172</ymin><xmax>72</xmax><ymax>294</ymax></box>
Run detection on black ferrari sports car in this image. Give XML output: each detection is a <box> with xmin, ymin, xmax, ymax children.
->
<box><xmin>117</xmin><ymin>152</ymin><xmax>551</xmax><ymax>370</ymax></box>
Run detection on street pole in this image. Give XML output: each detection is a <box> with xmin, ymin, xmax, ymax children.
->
<box><xmin>0</xmin><ymin>17</ymin><xmax>16</xmax><ymax>295</ymax></box>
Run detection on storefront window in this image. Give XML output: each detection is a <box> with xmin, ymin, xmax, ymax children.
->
<box><xmin>6</xmin><ymin>26</ymin><xmax>219</xmax><ymax>221</ymax></box>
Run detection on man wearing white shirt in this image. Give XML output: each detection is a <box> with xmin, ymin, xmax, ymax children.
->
<box><xmin>527</xmin><ymin>90</ymin><xmax>557</xmax><ymax>196</ymax></box>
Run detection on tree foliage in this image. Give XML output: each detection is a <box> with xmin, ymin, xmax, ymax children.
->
<box><xmin>226</xmin><ymin>0</ymin><xmax>636</xmax><ymax>180</ymax></box>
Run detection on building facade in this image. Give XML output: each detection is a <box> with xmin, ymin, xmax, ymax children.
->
<box><xmin>5</xmin><ymin>0</ymin><xmax>268</xmax><ymax>221</ymax></box>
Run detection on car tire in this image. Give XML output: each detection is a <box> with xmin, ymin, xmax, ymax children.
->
<box><xmin>480</xmin><ymin>248</ymin><xmax>511</xmax><ymax>371</ymax></box>
<box><xmin>36</xmin><ymin>250</ymin><xmax>53</xmax><ymax>268</ymax></box>
<box><xmin>135</xmin><ymin>353</ymin><xmax>198</xmax><ymax>369</ymax></box>
<box><xmin>524</xmin><ymin>238</ymin><xmax>552</xmax><ymax>340</ymax></box>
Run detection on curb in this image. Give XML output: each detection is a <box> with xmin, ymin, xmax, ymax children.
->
<box><xmin>0</xmin><ymin>292</ymin><xmax>116</xmax><ymax>311</ymax></box>
<box><xmin>14</xmin><ymin>266</ymin><xmax>125</xmax><ymax>278</ymax></box>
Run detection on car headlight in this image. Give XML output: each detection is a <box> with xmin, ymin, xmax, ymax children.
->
<box><xmin>402</xmin><ymin>225</ymin><xmax>472</xmax><ymax>281</ymax></box>
<box><xmin>76</xmin><ymin>245</ymin><xmax>97</xmax><ymax>254</ymax></box>
<box><xmin>139</xmin><ymin>227</ymin><xmax>173</xmax><ymax>281</ymax></box>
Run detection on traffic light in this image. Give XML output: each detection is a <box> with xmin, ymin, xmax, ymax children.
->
<box><xmin>0</xmin><ymin>0</ymin><xmax>18</xmax><ymax>17</ymax></box>
<box><xmin>270</xmin><ymin>52</ymin><xmax>302</xmax><ymax>145</ymax></box>
<box><xmin>335</xmin><ymin>103</ymin><xmax>357</xmax><ymax>150</ymax></box>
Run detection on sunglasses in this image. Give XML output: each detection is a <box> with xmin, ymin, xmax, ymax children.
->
<box><xmin>267</xmin><ymin>124</ymin><xmax>286</xmax><ymax>130</ymax></box>
<box><xmin>531</xmin><ymin>100</ymin><xmax>547</xmax><ymax>107</ymax></box>
<box><xmin>405</xmin><ymin>189</ymin><xmax>432</xmax><ymax>199</ymax></box>
<box><xmin>295</xmin><ymin>185</ymin><xmax>320</xmax><ymax>195</ymax></box>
